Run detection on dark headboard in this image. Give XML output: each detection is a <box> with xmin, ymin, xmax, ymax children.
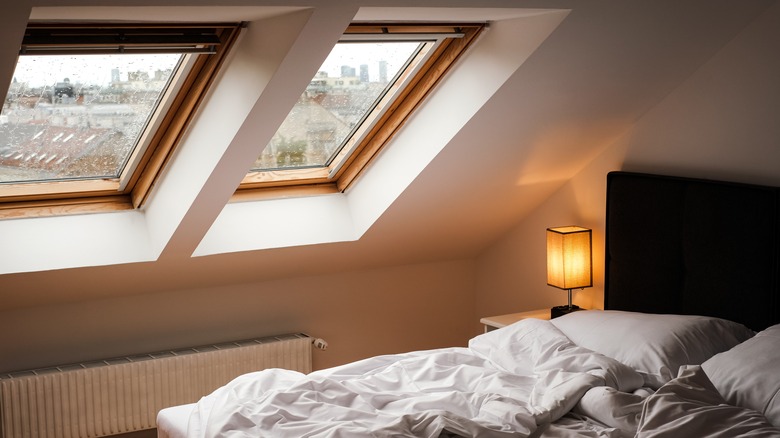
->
<box><xmin>604</xmin><ymin>171</ymin><xmax>780</xmax><ymax>331</ymax></box>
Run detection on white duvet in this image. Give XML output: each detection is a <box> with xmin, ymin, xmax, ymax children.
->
<box><xmin>185</xmin><ymin>319</ymin><xmax>647</xmax><ymax>437</ymax></box>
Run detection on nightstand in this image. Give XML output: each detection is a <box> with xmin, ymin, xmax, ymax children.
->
<box><xmin>480</xmin><ymin>309</ymin><xmax>550</xmax><ymax>332</ymax></box>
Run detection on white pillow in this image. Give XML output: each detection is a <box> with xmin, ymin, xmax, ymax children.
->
<box><xmin>702</xmin><ymin>324</ymin><xmax>780</xmax><ymax>427</ymax></box>
<box><xmin>551</xmin><ymin>310</ymin><xmax>754</xmax><ymax>387</ymax></box>
<box><xmin>469</xmin><ymin>318</ymin><xmax>644</xmax><ymax>392</ymax></box>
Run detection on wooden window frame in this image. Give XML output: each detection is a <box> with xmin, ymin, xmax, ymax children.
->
<box><xmin>234</xmin><ymin>23</ymin><xmax>484</xmax><ymax>202</ymax></box>
<box><xmin>0</xmin><ymin>22</ymin><xmax>243</xmax><ymax>219</ymax></box>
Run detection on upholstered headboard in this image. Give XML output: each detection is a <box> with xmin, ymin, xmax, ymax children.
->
<box><xmin>604</xmin><ymin>171</ymin><xmax>780</xmax><ymax>331</ymax></box>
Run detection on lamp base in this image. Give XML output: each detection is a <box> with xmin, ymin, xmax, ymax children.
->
<box><xmin>550</xmin><ymin>304</ymin><xmax>581</xmax><ymax>319</ymax></box>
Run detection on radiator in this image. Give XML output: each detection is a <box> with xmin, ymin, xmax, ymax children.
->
<box><xmin>0</xmin><ymin>333</ymin><xmax>320</xmax><ymax>438</ymax></box>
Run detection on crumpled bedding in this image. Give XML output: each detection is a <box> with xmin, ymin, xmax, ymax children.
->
<box><xmin>186</xmin><ymin>319</ymin><xmax>648</xmax><ymax>437</ymax></box>
<box><xmin>636</xmin><ymin>365</ymin><xmax>780</xmax><ymax>437</ymax></box>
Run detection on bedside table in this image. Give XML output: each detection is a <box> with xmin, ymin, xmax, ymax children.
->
<box><xmin>480</xmin><ymin>309</ymin><xmax>550</xmax><ymax>332</ymax></box>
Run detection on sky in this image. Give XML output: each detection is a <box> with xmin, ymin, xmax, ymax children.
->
<box><xmin>7</xmin><ymin>41</ymin><xmax>423</xmax><ymax>93</ymax></box>
<box><xmin>318</xmin><ymin>41</ymin><xmax>421</xmax><ymax>81</ymax></box>
<box><xmin>11</xmin><ymin>54</ymin><xmax>181</xmax><ymax>88</ymax></box>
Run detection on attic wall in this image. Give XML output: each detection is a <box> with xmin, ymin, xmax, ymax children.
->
<box><xmin>2</xmin><ymin>1</ymin><xmax>779</xmax><ymax>377</ymax></box>
<box><xmin>475</xmin><ymin>1</ymin><xmax>780</xmax><ymax>322</ymax></box>
<box><xmin>0</xmin><ymin>259</ymin><xmax>475</xmax><ymax>373</ymax></box>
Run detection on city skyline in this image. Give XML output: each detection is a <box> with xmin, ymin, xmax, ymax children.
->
<box><xmin>9</xmin><ymin>53</ymin><xmax>181</xmax><ymax>88</ymax></box>
<box><xmin>316</xmin><ymin>41</ymin><xmax>419</xmax><ymax>83</ymax></box>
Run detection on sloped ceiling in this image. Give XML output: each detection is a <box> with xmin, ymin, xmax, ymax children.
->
<box><xmin>0</xmin><ymin>0</ymin><xmax>775</xmax><ymax>310</ymax></box>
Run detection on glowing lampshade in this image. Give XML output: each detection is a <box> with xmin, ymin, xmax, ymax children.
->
<box><xmin>546</xmin><ymin>226</ymin><xmax>592</xmax><ymax>318</ymax></box>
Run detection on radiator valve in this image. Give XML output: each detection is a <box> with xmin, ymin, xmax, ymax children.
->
<box><xmin>312</xmin><ymin>338</ymin><xmax>328</xmax><ymax>350</ymax></box>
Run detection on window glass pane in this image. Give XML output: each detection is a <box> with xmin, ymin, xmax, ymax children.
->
<box><xmin>252</xmin><ymin>42</ymin><xmax>421</xmax><ymax>171</ymax></box>
<box><xmin>0</xmin><ymin>54</ymin><xmax>181</xmax><ymax>183</ymax></box>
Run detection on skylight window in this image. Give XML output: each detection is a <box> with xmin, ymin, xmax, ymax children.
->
<box><xmin>236</xmin><ymin>24</ymin><xmax>483</xmax><ymax>200</ymax></box>
<box><xmin>252</xmin><ymin>42</ymin><xmax>421</xmax><ymax>172</ymax></box>
<box><xmin>0</xmin><ymin>23</ymin><xmax>241</xmax><ymax>217</ymax></box>
<box><xmin>1</xmin><ymin>53</ymin><xmax>181</xmax><ymax>183</ymax></box>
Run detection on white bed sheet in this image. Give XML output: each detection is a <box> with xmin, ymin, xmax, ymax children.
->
<box><xmin>162</xmin><ymin>319</ymin><xmax>645</xmax><ymax>437</ymax></box>
<box><xmin>157</xmin><ymin>400</ymin><xmax>629</xmax><ymax>438</ymax></box>
<box><xmin>156</xmin><ymin>316</ymin><xmax>778</xmax><ymax>437</ymax></box>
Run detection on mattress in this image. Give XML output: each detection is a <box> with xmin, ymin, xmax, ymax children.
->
<box><xmin>157</xmin><ymin>403</ymin><xmax>196</xmax><ymax>438</ymax></box>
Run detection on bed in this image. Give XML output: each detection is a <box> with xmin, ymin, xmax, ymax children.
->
<box><xmin>157</xmin><ymin>171</ymin><xmax>780</xmax><ymax>437</ymax></box>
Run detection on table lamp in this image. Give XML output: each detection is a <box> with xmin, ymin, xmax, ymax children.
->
<box><xmin>547</xmin><ymin>226</ymin><xmax>592</xmax><ymax>319</ymax></box>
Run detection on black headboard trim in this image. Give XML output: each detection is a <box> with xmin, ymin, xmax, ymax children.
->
<box><xmin>604</xmin><ymin>171</ymin><xmax>780</xmax><ymax>331</ymax></box>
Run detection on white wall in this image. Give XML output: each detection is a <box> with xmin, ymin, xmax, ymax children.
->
<box><xmin>0</xmin><ymin>259</ymin><xmax>475</xmax><ymax>372</ymax></box>
<box><xmin>475</xmin><ymin>1</ymin><xmax>780</xmax><ymax>321</ymax></box>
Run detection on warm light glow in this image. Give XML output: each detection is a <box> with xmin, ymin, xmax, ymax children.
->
<box><xmin>547</xmin><ymin>226</ymin><xmax>592</xmax><ymax>290</ymax></box>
